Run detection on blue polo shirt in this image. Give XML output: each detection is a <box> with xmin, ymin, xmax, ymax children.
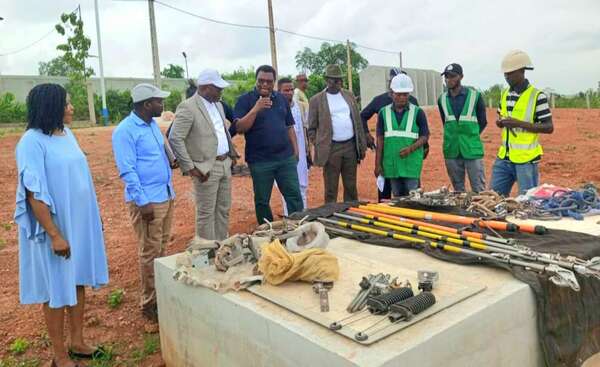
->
<box><xmin>232</xmin><ymin>88</ymin><xmax>295</xmax><ymax>164</ymax></box>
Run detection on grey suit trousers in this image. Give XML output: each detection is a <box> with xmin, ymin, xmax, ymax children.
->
<box><xmin>192</xmin><ymin>157</ymin><xmax>232</xmax><ymax>240</ymax></box>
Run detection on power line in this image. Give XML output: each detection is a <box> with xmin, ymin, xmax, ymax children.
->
<box><xmin>154</xmin><ymin>1</ymin><xmax>267</xmax><ymax>31</ymax></box>
<box><xmin>0</xmin><ymin>7</ymin><xmax>79</xmax><ymax>57</ymax></box>
<box><xmin>0</xmin><ymin>28</ymin><xmax>57</xmax><ymax>57</ymax></box>
<box><xmin>153</xmin><ymin>1</ymin><xmax>399</xmax><ymax>55</ymax></box>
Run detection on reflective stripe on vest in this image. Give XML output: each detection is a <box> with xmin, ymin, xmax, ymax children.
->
<box><xmin>384</xmin><ymin>104</ymin><xmax>419</xmax><ymax>139</ymax></box>
<box><xmin>440</xmin><ymin>89</ymin><xmax>478</xmax><ymax>123</ymax></box>
<box><xmin>440</xmin><ymin>88</ymin><xmax>484</xmax><ymax>159</ymax></box>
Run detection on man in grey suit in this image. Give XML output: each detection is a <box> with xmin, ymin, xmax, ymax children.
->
<box><xmin>308</xmin><ymin>64</ymin><xmax>367</xmax><ymax>203</ymax></box>
<box><xmin>168</xmin><ymin>69</ymin><xmax>238</xmax><ymax>240</ymax></box>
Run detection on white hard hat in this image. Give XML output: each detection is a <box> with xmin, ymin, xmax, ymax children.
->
<box><xmin>390</xmin><ymin>74</ymin><xmax>414</xmax><ymax>93</ymax></box>
<box><xmin>501</xmin><ymin>50</ymin><xmax>534</xmax><ymax>73</ymax></box>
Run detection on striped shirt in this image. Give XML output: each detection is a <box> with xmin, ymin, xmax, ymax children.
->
<box><xmin>497</xmin><ymin>79</ymin><xmax>552</xmax><ymax>123</ymax></box>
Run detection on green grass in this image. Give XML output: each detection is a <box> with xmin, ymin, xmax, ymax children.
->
<box><xmin>0</xmin><ymin>239</ymin><xmax>6</xmax><ymax>250</ymax></box>
<box><xmin>3</xmin><ymin>223</ymin><xmax>12</xmax><ymax>231</ymax></box>
<box><xmin>107</xmin><ymin>288</ymin><xmax>125</xmax><ymax>309</ymax></box>
<box><xmin>0</xmin><ymin>126</ymin><xmax>25</xmax><ymax>137</ymax></box>
<box><xmin>130</xmin><ymin>334</ymin><xmax>160</xmax><ymax>362</ymax></box>
<box><xmin>0</xmin><ymin>356</ymin><xmax>40</xmax><ymax>367</ymax></box>
<box><xmin>87</xmin><ymin>344</ymin><xmax>117</xmax><ymax>367</ymax></box>
<box><xmin>8</xmin><ymin>338</ymin><xmax>29</xmax><ymax>355</ymax></box>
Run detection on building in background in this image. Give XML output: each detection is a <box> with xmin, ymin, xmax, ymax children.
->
<box><xmin>359</xmin><ymin>65</ymin><xmax>443</xmax><ymax>107</ymax></box>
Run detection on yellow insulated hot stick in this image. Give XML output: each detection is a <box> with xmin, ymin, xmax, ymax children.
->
<box><xmin>318</xmin><ymin>217</ymin><xmax>461</xmax><ymax>253</ymax></box>
<box><xmin>317</xmin><ymin>217</ymin><xmax>580</xmax><ymax>291</ymax></box>
<box><xmin>334</xmin><ymin>213</ymin><xmax>488</xmax><ymax>251</ymax></box>
<box><xmin>347</xmin><ymin>210</ymin><xmax>491</xmax><ymax>246</ymax></box>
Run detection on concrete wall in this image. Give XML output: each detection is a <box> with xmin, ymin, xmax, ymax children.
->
<box><xmin>359</xmin><ymin>65</ymin><xmax>443</xmax><ymax>107</ymax></box>
<box><xmin>0</xmin><ymin>75</ymin><xmax>188</xmax><ymax>102</ymax></box>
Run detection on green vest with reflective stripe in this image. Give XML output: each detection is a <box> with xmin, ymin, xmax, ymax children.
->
<box><xmin>382</xmin><ymin>103</ymin><xmax>423</xmax><ymax>179</ymax></box>
<box><xmin>497</xmin><ymin>85</ymin><xmax>543</xmax><ymax>163</ymax></box>
<box><xmin>439</xmin><ymin>87</ymin><xmax>484</xmax><ymax>159</ymax></box>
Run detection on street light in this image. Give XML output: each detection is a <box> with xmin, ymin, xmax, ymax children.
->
<box><xmin>182</xmin><ymin>51</ymin><xmax>189</xmax><ymax>79</ymax></box>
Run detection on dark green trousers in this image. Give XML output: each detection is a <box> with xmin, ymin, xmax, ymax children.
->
<box><xmin>249</xmin><ymin>156</ymin><xmax>303</xmax><ymax>224</ymax></box>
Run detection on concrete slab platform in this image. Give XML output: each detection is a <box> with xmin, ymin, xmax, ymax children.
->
<box><xmin>156</xmin><ymin>237</ymin><xmax>543</xmax><ymax>367</ymax></box>
<box><xmin>245</xmin><ymin>250</ymin><xmax>485</xmax><ymax>344</ymax></box>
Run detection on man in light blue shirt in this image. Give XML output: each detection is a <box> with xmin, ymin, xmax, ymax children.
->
<box><xmin>112</xmin><ymin>83</ymin><xmax>174</xmax><ymax>323</ymax></box>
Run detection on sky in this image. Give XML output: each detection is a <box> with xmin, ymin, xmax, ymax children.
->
<box><xmin>1</xmin><ymin>0</ymin><xmax>599</xmax><ymax>94</ymax></box>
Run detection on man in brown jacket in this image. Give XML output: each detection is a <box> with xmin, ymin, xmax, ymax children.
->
<box><xmin>308</xmin><ymin>64</ymin><xmax>367</xmax><ymax>203</ymax></box>
<box><xmin>168</xmin><ymin>69</ymin><xmax>238</xmax><ymax>240</ymax></box>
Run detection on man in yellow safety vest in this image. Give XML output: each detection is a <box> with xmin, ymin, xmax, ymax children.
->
<box><xmin>490</xmin><ymin>50</ymin><xmax>554</xmax><ymax>196</ymax></box>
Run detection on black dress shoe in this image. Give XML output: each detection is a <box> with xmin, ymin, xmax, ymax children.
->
<box><xmin>69</xmin><ymin>345</ymin><xmax>107</xmax><ymax>359</ymax></box>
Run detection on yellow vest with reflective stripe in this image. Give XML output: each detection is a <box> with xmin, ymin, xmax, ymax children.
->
<box><xmin>497</xmin><ymin>85</ymin><xmax>543</xmax><ymax>163</ymax></box>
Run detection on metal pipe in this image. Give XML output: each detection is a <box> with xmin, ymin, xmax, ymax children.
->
<box><xmin>347</xmin><ymin>210</ymin><xmax>515</xmax><ymax>248</ymax></box>
<box><xmin>318</xmin><ymin>217</ymin><xmax>579</xmax><ymax>291</ymax></box>
<box><xmin>351</xmin><ymin>207</ymin><xmax>512</xmax><ymax>244</ymax></box>
<box><xmin>364</xmin><ymin>204</ymin><xmax>548</xmax><ymax>235</ymax></box>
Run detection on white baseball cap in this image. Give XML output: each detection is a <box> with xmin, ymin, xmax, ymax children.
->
<box><xmin>131</xmin><ymin>83</ymin><xmax>170</xmax><ymax>103</ymax></box>
<box><xmin>197</xmin><ymin>69</ymin><xmax>230</xmax><ymax>88</ymax></box>
<box><xmin>390</xmin><ymin>74</ymin><xmax>414</xmax><ymax>93</ymax></box>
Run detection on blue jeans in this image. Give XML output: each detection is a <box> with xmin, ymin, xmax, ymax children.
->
<box><xmin>390</xmin><ymin>178</ymin><xmax>419</xmax><ymax>197</ymax></box>
<box><xmin>445</xmin><ymin>158</ymin><xmax>486</xmax><ymax>193</ymax></box>
<box><xmin>490</xmin><ymin>158</ymin><xmax>539</xmax><ymax>196</ymax></box>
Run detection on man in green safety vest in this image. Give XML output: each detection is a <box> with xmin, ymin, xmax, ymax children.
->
<box><xmin>374</xmin><ymin>74</ymin><xmax>430</xmax><ymax>197</ymax></box>
<box><xmin>491</xmin><ymin>50</ymin><xmax>554</xmax><ymax>196</ymax></box>
<box><xmin>437</xmin><ymin>63</ymin><xmax>488</xmax><ymax>193</ymax></box>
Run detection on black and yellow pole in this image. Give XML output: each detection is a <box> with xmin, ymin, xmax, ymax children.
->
<box><xmin>335</xmin><ymin>212</ymin><xmax>524</xmax><ymax>254</ymax></box>
<box><xmin>317</xmin><ymin>217</ymin><xmax>580</xmax><ymax>291</ymax></box>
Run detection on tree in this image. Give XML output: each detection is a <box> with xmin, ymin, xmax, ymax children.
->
<box><xmin>38</xmin><ymin>56</ymin><xmax>81</xmax><ymax>76</ymax></box>
<box><xmin>161</xmin><ymin>64</ymin><xmax>185</xmax><ymax>79</ymax></box>
<box><xmin>55</xmin><ymin>12</ymin><xmax>93</xmax><ymax>81</ymax></box>
<box><xmin>55</xmin><ymin>11</ymin><xmax>94</xmax><ymax>120</ymax></box>
<box><xmin>220</xmin><ymin>68</ymin><xmax>256</xmax><ymax>107</ymax></box>
<box><xmin>482</xmin><ymin>84</ymin><xmax>503</xmax><ymax>109</ymax></box>
<box><xmin>295</xmin><ymin>42</ymin><xmax>368</xmax><ymax>97</ymax></box>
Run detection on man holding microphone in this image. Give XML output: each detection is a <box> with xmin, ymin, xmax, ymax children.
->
<box><xmin>232</xmin><ymin>65</ymin><xmax>303</xmax><ymax>224</ymax></box>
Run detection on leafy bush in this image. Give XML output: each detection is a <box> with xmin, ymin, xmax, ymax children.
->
<box><xmin>221</xmin><ymin>68</ymin><xmax>256</xmax><ymax>107</ymax></box>
<box><xmin>161</xmin><ymin>87</ymin><xmax>183</xmax><ymax>113</ymax></box>
<box><xmin>0</xmin><ymin>93</ymin><xmax>27</xmax><ymax>123</ymax></box>
<box><xmin>95</xmin><ymin>89</ymin><xmax>132</xmax><ymax>123</ymax></box>
<box><xmin>65</xmin><ymin>81</ymin><xmax>91</xmax><ymax>121</ymax></box>
<box><xmin>9</xmin><ymin>338</ymin><xmax>29</xmax><ymax>355</ymax></box>
<box><xmin>555</xmin><ymin>91</ymin><xmax>600</xmax><ymax>108</ymax></box>
<box><xmin>107</xmin><ymin>288</ymin><xmax>124</xmax><ymax>309</ymax></box>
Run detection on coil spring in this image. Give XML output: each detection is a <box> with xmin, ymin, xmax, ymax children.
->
<box><xmin>366</xmin><ymin>287</ymin><xmax>414</xmax><ymax>314</ymax></box>
<box><xmin>388</xmin><ymin>292</ymin><xmax>436</xmax><ymax>322</ymax></box>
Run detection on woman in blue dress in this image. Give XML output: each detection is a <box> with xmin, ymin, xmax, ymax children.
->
<box><xmin>14</xmin><ymin>84</ymin><xmax>109</xmax><ymax>366</ymax></box>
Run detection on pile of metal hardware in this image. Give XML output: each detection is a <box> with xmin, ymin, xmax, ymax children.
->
<box><xmin>466</xmin><ymin>190</ymin><xmax>522</xmax><ymax>218</ymax></box>
<box><xmin>514</xmin><ymin>184</ymin><xmax>600</xmax><ymax>221</ymax></box>
<box><xmin>214</xmin><ymin>234</ymin><xmax>261</xmax><ymax>272</ymax></box>
<box><xmin>397</xmin><ymin>187</ymin><xmax>461</xmax><ymax>208</ymax></box>
<box><xmin>318</xmin><ymin>204</ymin><xmax>600</xmax><ymax>292</ymax></box>
<box><xmin>330</xmin><ymin>270</ymin><xmax>439</xmax><ymax>341</ymax></box>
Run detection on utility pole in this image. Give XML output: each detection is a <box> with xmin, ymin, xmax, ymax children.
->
<box><xmin>398</xmin><ymin>52</ymin><xmax>403</xmax><ymax>69</ymax></box>
<box><xmin>78</xmin><ymin>5</ymin><xmax>96</xmax><ymax>125</ymax></box>
<box><xmin>346</xmin><ymin>39</ymin><xmax>353</xmax><ymax>93</ymax></box>
<box><xmin>267</xmin><ymin>0</ymin><xmax>278</xmax><ymax>72</ymax></box>
<box><xmin>148</xmin><ymin>0</ymin><xmax>161</xmax><ymax>86</ymax></box>
<box><xmin>94</xmin><ymin>0</ymin><xmax>108</xmax><ymax>126</ymax></box>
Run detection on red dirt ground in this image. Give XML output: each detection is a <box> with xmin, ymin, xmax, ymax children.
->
<box><xmin>1</xmin><ymin>108</ymin><xmax>599</xmax><ymax>364</ymax></box>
